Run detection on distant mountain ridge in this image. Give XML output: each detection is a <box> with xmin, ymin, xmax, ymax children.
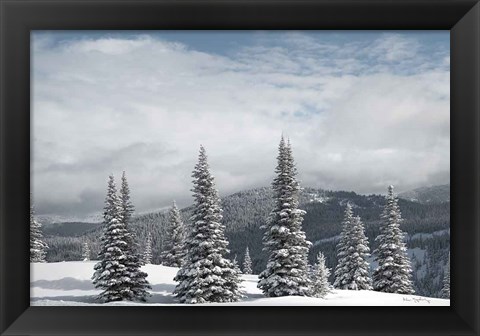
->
<box><xmin>38</xmin><ymin>184</ymin><xmax>450</xmax><ymax>226</ymax></box>
<box><xmin>37</xmin><ymin>213</ymin><xmax>103</xmax><ymax>226</ymax></box>
<box><xmin>399</xmin><ymin>184</ymin><xmax>450</xmax><ymax>204</ymax></box>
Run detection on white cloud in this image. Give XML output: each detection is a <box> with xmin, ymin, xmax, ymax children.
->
<box><xmin>32</xmin><ymin>32</ymin><xmax>450</xmax><ymax>217</ymax></box>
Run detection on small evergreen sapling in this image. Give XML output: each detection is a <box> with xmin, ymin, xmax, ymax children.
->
<box><xmin>174</xmin><ymin>146</ymin><xmax>243</xmax><ymax>303</ymax></box>
<box><xmin>243</xmin><ymin>246</ymin><xmax>253</xmax><ymax>274</ymax></box>
<box><xmin>233</xmin><ymin>255</ymin><xmax>242</xmax><ymax>275</ymax></box>
<box><xmin>310</xmin><ymin>252</ymin><xmax>332</xmax><ymax>298</ymax></box>
<box><xmin>30</xmin><ymin>194</ymin><xmax>49</xmax><ymax>263</ymax></box>
<box><xmin>82</xmin><ymin>242</ymin><xmax>91</xmax><ymax>261</ymax></box>
<box><xmin>160</xmin><ymin>201</ymin><xmax>186</xmax><ymax>267</ymax></box>
<box><xmin>372</xmin><ymin>185</ymin><xmax>415</xmax><ymax>295</ymax></box>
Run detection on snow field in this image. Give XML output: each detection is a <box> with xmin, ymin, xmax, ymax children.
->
<box><xmin>31</xmin><ymin>262</ymin><xmax>449</xmax><ymax>306</ymax></box>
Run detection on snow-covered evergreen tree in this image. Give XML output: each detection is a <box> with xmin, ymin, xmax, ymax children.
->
<box><xmin>333</xmin><ymin>205</ymin><xmax>372</xmax><ymax>290</ymax></box>
<box><xmin>174</xmin><ymin>146</ymin><xmax>243</xmax><ymax>303</ymax></box>
<box><xmin>258</xmin><ymin>137</ymin><xmax>311</xmax><ymax>297</ymax></box>
<box><xmin>143</xmin><ymin>232</ymin><xmax>153</xmax><ymax>264</ymax></box>
<box><xmin>243</xmin><ymin>246</ymin><xmax>253</xmax><ymax>274</ymax></box>
<box><xmin>160</xmin><ymin>201</ymin><xmax>186</xmax><ymax>267</ymax></box>
<box><xmin>120</xmin><ymin>171</ymin><xmax>134</xmax><ymax>222</ymax></box>
<box><xmin>232</xmin><ymin>255</ymin><xmax>242</xmax><ymax>275</ymax></box>
<box><xmin>119</xmin><ymin>172</ymin><xmax>150</xmax><ymax>297</ymax></box>
<box><xmin>440</xmin><ymin>254</ymin><xmax>450</xmax><ymax>299</ymax></box>
<box><xmin>372</xmin><ymin>185</ymin><xmax>415</xmax><ymax>294</ymax></box>
<box><xmin>82</xmin><ymin>242</ymin><xmax>91</xmax><ymax>261</ymax></box>
<box><xmin>30</xmin><ymin>194</ymin><xmax>48</xmax><ymax>262</ymax></box>
<box><xmin>334</xmin><ymin>204</ymin><xmax>354</xmax><ymax>289</ymax></box>
<box><xmin>119</xmin><ymin>172</ymin><xmax>150</xmax><ymax>299</ymax></box>
<box><xmin>310</xmin><ymin>252</ymin><xmax>331</xmax><ymax>298</ymax></box>
<box><xmin>120</xmin><ymin>171</ymin><xmax>138</xmax><ymax>253</ymax></box>
<box><xmin>92</xmin><ymin>175</ymin><xmax>150</xmax><ymax>302</ymax></box>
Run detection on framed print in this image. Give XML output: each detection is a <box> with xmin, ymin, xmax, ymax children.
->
<box><xmin>1</xmin><ymin>0</ymin><xmax>479</xmax><ymax>335</ymax></box>
<box><xmin>28</xmin><ymin>29</ymin><xmax>451</xmax><ymax>308</ymax></box>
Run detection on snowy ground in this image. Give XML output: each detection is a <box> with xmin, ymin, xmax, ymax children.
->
<box><xmin>31</xmin><ymin>262</ymin><xmax>449</xmax><ymax>306</ymax></box>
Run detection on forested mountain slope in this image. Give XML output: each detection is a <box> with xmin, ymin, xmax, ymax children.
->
<box><xmin>399</xmin><ymin>184</ymin><xmax>450</xmax><ymax>204</ymax></box>
<box><xmin>43</xmin><ymin>186</ymin><xmax>450</xmax><ymax>298</ymax></box>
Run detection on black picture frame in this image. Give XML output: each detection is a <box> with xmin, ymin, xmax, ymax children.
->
<box><xmin>1</xmin><ymin>0</ymin><xmax>479</xmax><ymax>335</ymax></box>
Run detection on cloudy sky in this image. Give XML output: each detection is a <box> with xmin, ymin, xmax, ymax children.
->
<box><xmin>32</xmin><ymin>31</ymin><xmax>450</xmax><ymax>219</ymax></box>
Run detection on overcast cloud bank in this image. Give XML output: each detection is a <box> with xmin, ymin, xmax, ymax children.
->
<box><xmin>32</xmin><ymin>31</ymin><xmax>450</xmax><ymax>218</ymax></box>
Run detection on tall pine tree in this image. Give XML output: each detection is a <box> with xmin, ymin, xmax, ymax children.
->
<box><xmin>30</xmin><ymin>194</ymin><xmax>48</xmax><ymax>262</ymax></box>
<box><xmin>243</xmin><ymin>246</ymin><xmax>253</xmax><ymax>274</ymax></box>
<box><xmin>160</xmin><ymin>201</ymin><xmax>186</xmax><ymax>267</ymax></box>
<box><xmin>119</xmin><ymin>172</ymin><xmax>150</xmax><ymax>299</ymax></box>
<box><xmin>92</xmin><ymin>175</ymin><xmax>150</xmax><ymax>302</ymax></box>
<box><xmin>372</xmin><ymin>185</ymin><xmax>414</xmax><ymax>294</ymax></box>
<box><xmin>310</xmin><ymin>251</ymin><xmax>331</xmax><ymax>298</ymax></box>
<box><xmin>333</xmin><ymin>205</ymin><xmax>372</xmax><ymax>290</ymax></box>
<box><xmin>334</xmin><ymin>204</ymin><xmax>355</xmax><ymax>289</ymax></box>
<box><xmin>258</xmin><ymin>137</ymin><xmax>311</xmax><ymax>297</ymax></box>
<box><xmin>174</xmin><ymin>146</ymin><xmax>243</xmax><ymax>303</ymax></box>
<box><xmin>120</xmin><ymin>171</ymin><xmax>138</xmax><ymax>254</ymax></box>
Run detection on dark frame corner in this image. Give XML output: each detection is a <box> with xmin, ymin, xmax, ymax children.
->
<box><xmin>1</xmin><ymin>1</ymin><xmax>479</xmax><ymax>335</ymax></box>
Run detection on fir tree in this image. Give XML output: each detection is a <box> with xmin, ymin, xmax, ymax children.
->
<box><xmin>258</xmin><ymin>137</ymin><xmax>311</xmax><ymax>297</ymax></box>
<box><xmin>440</xmin><ymin>254</ymin><xmax>450</xmax><ymax>299</ymax></box>
<box><xmin>120</xmin><ymin>171</ymin><xmax>135</xmax><ymax>224</ymax></box>
<box><xmin>30</xmin><ymin>194</ymin><xmax>48</xmax><ymax>262</ymax></box>
<box><xmin>120</xmin><ymin>171</ymin><xmax>138</xmax><ymax>253</ymax></box>
<box><xmin>92</xmin><ymin>175</ymin><xmax>150</xmax><ymax>302</ymax></box>
<box><xmin>174</xmin><ymin>146</ymin><xmax>243</xmax><ymax>303</ymax></box>
<box><xmin>143</xmin><ymin>233</ymin><xmax>153</xmax><ymax>264</ymax></box>
<box><xmin>82</xmin><ymin>242</ymin><xmax>91</xmax><ymax>261</ymax></box>
<box><xmin>243</xmin><ymin>246</ymin><xmax>253</xmax><ymax>274</ymax></box>
<box><xmin>334</xmin><ymin>204</ymin><xmax>355</xmax><ymax>289</ymax></box>
<box><xmin>372</xmin><ymin>185</ymin><xmax>415</xmax><ymax>294</ymax></box>
<box><xmin>333</xmin><ymin>205</ymin><xmax>372</xmax><ymax>290</ymax></box>
<box><xmin>160</xmin><ymin>201</ymin><xmax>186</xmax><ymax>267</ymax></box>
<box><xmin>233</xmin><ymin>255</ymin><xmax>242</xmax><ymax>275</ymax></box>
<box><xmin>310</xmin><ymin>252</ymin><xmax>331</xmax><ymax>298</ymax></box>
<box><xmin>119</xmin><ymin>172</ymin><xmax>150</xmax><ymax>298</ymax></box>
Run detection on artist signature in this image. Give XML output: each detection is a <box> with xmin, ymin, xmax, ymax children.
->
<box><xmin>402</xmin><ymin>296</ymin><xmax>431</xmax><ymax>304</ymax></box>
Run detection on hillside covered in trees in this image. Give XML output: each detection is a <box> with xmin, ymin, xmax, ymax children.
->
<box><xmin>41</xmin><ymin>185</ymin><xmax>450</xmax><ymax>298</ymax></box>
